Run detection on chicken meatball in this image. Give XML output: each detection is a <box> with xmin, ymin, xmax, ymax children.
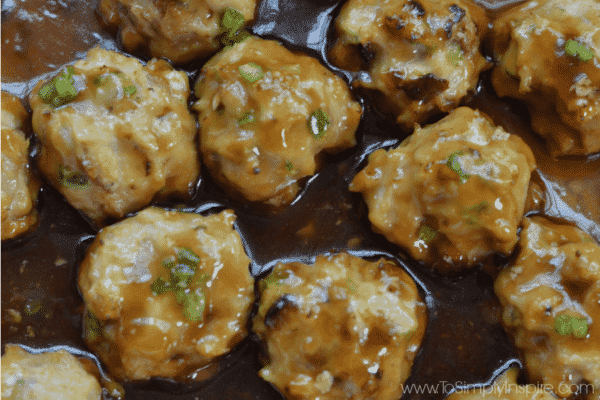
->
<box><xmin>30</xmin><ymin>48</ymin><xmax>199</xmax><ymax>224</ymax></box>
<box><xmin>329</xmin><ymin>0</ymin><xmax>490</xmax><ymax>130</ymax></box>
<box><xmin>253</xmin><ymin>252</ymin><xmax>427</xmax><ymax>400</ymax></box>
<box><xmin>78</xmin><ymin>207</ymin><xmax>254</xmax><ymax>381</ymax></box>
<box><xmin>193</xmin><ymin>36</ymin><xmax>362</xmax><ymax>206</ymax></box>
<box><xmin>495</xmin><ymin>216</ymin><xmax>600</xmax><ymax>399</ymax></box>
<box><xmin>492</xmin><ymin>0</ymin><xmax>600</xmax><ymax>156</ymax></box>
<box><xmin>1</xmin><ymin>92</ymin><xmax>40</xmax><ymax>241</ymax></box>
<box><xmin>1</xmin><ymin>345</ymin><xmax>102</xmax><ymax>400</ymax></box>
<box><xmin>350</xmin><ymin>107</ymin><xmax>536</xmax><ymax>271</ymax></box>
<box><xmin>98</xmin><ymin>0</ymin><xmax>257</xmax><ymax>64</ymax></box>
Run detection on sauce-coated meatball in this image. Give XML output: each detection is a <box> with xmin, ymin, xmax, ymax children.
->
<box><xmin>98</xmin><ymin>0</ymin><xmax>257</xmax><ymax>64</ymax></box>
<box><xmin>1</xmin><ymin>92</ymin><xmax>40</xmax><ymax>240</ymax></box>
<box><xmin>78</xmin><ymin>207</ymin><xmax>254</xmax><ymax>381</ymax></box>
<box><xmin>492</xmin><ymin>0</ymin><xmax>600</xmax><ymax>156</ymax></box>
<box><xmin>193</xmin><ymin>36</ymin><xmax>362</xmax><ymax>206</ymax></box>
<box><xmin>1</xmin><ymin>345</ymin><xmax>102</xmax><ymax>400</ymax></box>
<box><xmin>329</xmin><ymin>0</ymin><xmax>490</xmax><ymax>130</ymax></box>
<box><xmin>495</xmin><ymin>217</ymin><xmax>600</xmax><ymax>399</ymax></box>
<box><xmin>30</xmin><ymin>48</ymin><xmax>199</xmax><ymax>224</ymax></box>
<box><xmin>253</xmin><ymin>252</ymin><xmax>427</xmax><ymax>399</ymax></box>
<box><xmin>350</xmin><ymin>107</ymin><xmax>536</xmax><ymax>271</ymax></box>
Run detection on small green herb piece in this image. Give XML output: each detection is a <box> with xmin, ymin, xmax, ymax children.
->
<box><xmin>181</xmin><ymin>290</ymin><xmax>205</xmax><ymax>322</ymax></box>
<box><xmin>222</xmin><ymin>30</ymin><xmax>251</xmax><ymax>47</ymax></box>
<box><xmin>24</xmin><ymin>299</ymin><xmax>43</xmax><ymax>316</ymax></box>
<box><xmin>39</xmin><ymin>66</ymin><xmax>79</xmax><ymax>107</ymax></box>
<box><xmin>238</xmin><ymin>111</ymin><xmax>255</xmax><ymax>126</ymax></box>
<box><xmin>565</xmin><ymin>39</ymin><xmax>594</xmax><ymax>62</ymax></box>
<box><xmin>462</xmin><ymin>201</ymin><xmax>489</xmax><ymax>226</ymax></box>
<box><xmin>446</xmin><ymin>151</ymin><xmax>470</xmax><ymax>182</ymax></box>
<box><xmin>221</xmin><ymin>8</ymin><xmax>245</xmax><ymax>33</ymax></box>
<box><xmin>307</xmin><ymin>108</ymin><xmax>329</xmax><ymax>139</ymax></box>
<box><xmin>85</xmin><ymin>310</ymin><xmax>102</xmax><ymax>341</ymax></box>
<box><xmin>58</xmin><ymin>165</ymin><xmax>89</xmax><ymax>189</ymax></box>
<box><xmin>555</xmin><ymin>314</ymin><xmax>589</xmax><ymax>338</ymax></box>
<box><xmin>346</xmin><ymin>278</ymin><xmax>358</xmax><ymax>293</ymax></box>
<box><xmin>285</xmin><ymin>160</ymin><xmax>294</xmax><ymax>172</ymax></box>
<box><xmin>238</xmin><ymin>63</ymin><xmax>264</xmax><ymax>83</ymax></box>
<box><xmin>123</xmin><ymin>84</ymin><xmax>137</xmax><ymax>97</ymax></box>
<box><xmin>447</xmin><ymin>45</ymin><xmax>463</xmax><ymax>66</ymax></box>
<box><xmin>418</xmin><ymin>226</ymin><xmax>437</xmax><ymax>243</ymax></box>
<box><xmin>260</xmin><ymin>270</ymin><xmax>288</xmax><ymax>292</ymax></box>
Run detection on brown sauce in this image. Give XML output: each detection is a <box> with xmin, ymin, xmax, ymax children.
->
<box><xmin>2</xmin><ymin>0</ymin><xmax>599</xmax><ymax>399</ymax></box>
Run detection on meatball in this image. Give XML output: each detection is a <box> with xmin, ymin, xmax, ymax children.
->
<box><xmin>495</xmin><ymin>216</ymin><xmax>600</xmax><ymax>399</ymax></box>
<box><xmin>252</xmin><ymin>252</ymin><xmax>427</xmax><ymax>400</ymax></box>
<box><xmin>491</xmin><ymin>0</ymin><xmax>600</xmax><ymax>156</ymax></box>
<box><xmin>446</xmin><ymin>368</ymin><xmax>556</xmax><ymax>400</ymax></box>
<box><xmin>98</xmin><ymin>0</ymin><xmax>257</xmax><ymax>64</ymax></box>
<box><xmin>329</xmin><ymin>0</ymin><xmax>490</xmax><ymax>130</ymax></box>
<box><xmin>1</xmin><ymin>345</ymin><xmax>102</xmax><ymax>400</ymax></box>
<box><xmin>1</xmin><ymin>92</ymin><xmax>40</xmax><ymax>241</ymax></box>
<box><xmin>350</xmin><ymin>107</ymin><xmax>536</xmax><ymax>271</ymax></box>
<box><xmin>193</xmin><ymin>36</ymin><xmax>362</xmax><ymax>206</ymax></box>
<box><xmin>78</xmin><ymin>207</ymin><xmax>254</xmax><ymax>381</ymax></box>
<box><xmin>30</xmin><ymin>48</ymin><xmax>199</xmax><ymax>224</ymax></box>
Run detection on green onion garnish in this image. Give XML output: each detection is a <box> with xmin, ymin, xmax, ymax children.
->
<box><xmin>555</xmin><ymin>314</ymin><xmax>589</xmax><ymax>338</ymax></box>
<box><xmin>39</xmin><ymin>66</ymin><xmax>79</xmax><ymax>107</ymax></box>
<box><xmin>58</xmin><ymin>165</ymin><xmax>89</xmax><ymax>189</ymax></box>
<box><xmin>418</xmin><ymin>226</ymin><xmax>437</xmax><ymax>243</ymax></box>
<box><xmin>285</xmin><ymin>160</ymin><xmax>294</xmax><ymax>172</ymax></box>
<box><xmin>307</xmin><ymin>108</ymin><xmax>329</xmax><ymax>139</ymax></box>
<box><xmin>238</xmin><ymin>111</ymin><xmax>255</xmax><ymax>126</ymax></box>
<box><xmin>238</xmin><ymin>63</ymin><xmax>264</xmax><ymax>83</ymax></box>
<box><xmin>565</xmin><ymin>39</ymin><xmax>594</xmax><ymax>62</ymax></box>
<box><xmin>447</xmin><ymin>151</ymin><xmax>470</xmax><ymax>182</ymax></box>
<box><xmin>221</xmin><ymin>8</ymin><xmax>245</xmax><ymax>33</ymax></box>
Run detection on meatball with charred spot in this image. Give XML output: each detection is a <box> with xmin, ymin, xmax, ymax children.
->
<box><xmin>30</xmin><ymin>48</ymin><xmax>199</xmax><ymax>224</ymax></box>
<box><xmin>492</xmin><ymin>0</ymin><xmax>600</xmax><ymax>156</ymax></box>
<box><xmin>78</xmin><ymin>207</ymin><xmax>254</xmax><ymax>381</ymax></box>
<box><xmin>329</xmin><ymin>0</ymin><xmax>490</xmax><ymax>130</ymax></box>
<box><xmin>98</xmin><ymin>0</ymin><xmax>258</xmax><ymax>64</ymax></box>
<box><xmin>495</xmin><ymin>217</ymin><xmax>600</xmax><ymax>400</ymax></box>
<box><xmin>1</xmin><ymin>92</ymin><xmax>40</xmax><ymax>241</ymax></box>
<box><xmin>193</xmin><ymin>36</ymin><xmax>362</xmax><ymax>207</ymax></box>
<box><xmin>350</xmin><ymin>107</ymin><xmax>536</xmax><ymax>272</ymax></box>
<box><xmin>1</xmin><ymin>345</ymin><xmax>102</xmax><ymax>400</ymax></box>
<box><xmin>253</xmin><ymin>252</ymin><xmax>427</xmax><ymax>400</ymax></box>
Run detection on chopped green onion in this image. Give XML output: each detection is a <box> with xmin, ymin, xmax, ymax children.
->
<box><xmin>564</xmin><ymin>39</ymin><xmax>594</xmax><ymax>62</ymax></box>
<box><xmin>220</xmin><ymin>8</ymin><xmax>245</xmax><ymax>33</ymax></box>
<box><xmin>555</xmin><ymin>314</ymin><xmax>589</xmax><ymax>338</ymax></box>
<box><xmin>447</xmin><ymin>44</ymin><xmax>463</xmax><ymax>66</ymax></box>
<box><xmin>151</xmin><ymin>277</ymin><xmax>173</xmax><ymax>295</ymax></box>
<box><xmin>238</xmin><ymin>63</ymin><xmax>264</xmax><ymax>83</ymax></box>
<box><xmin>418</xmin><ymin>226</ymin><xmax>437</xmax><ymax>243</ymax></box>
<box><xmin>446</xmin><ymin>151</ymin><xmax>470</xmax><ymax>182</ymax></box>
<box><xmin>85</xmin><ymin>310</ymin><xmax>102</xmax><ymax>341</ymax></box>
<box><xmin>177</xmin><ymin>247</ymin><xmax>201</xmax><ymax>267</ymax></box>
<box><xmin>285</xmin><ymin>160</ymin><xmax>294</xmax><ymax>172</ymax></box>
<box><xmin>58</xmin><ymin>165</ymin><xmax>89</xmax><ymax>189</ymax></box>
<box><xmin>307</xmin><ymin>108</ymin><xmax>329</xmax><ymax>139</ymax></box>
<box><xmin>346</xmin><ymin>278</ymin><xmax>358</xmax><ymax>293</ymax></box>
<box><xmin>123</xmin><ymin>84</ymin><xmax>137</xmax><ymax>97</ymax></box>
<box><xmin>222</xmin><ymin>30</ymin><xmax>250</xmax><ymax>47</ymax></box>
<box><xmin>24</xmin><ymin>299</ymin><xmax>43</xmax><ymax>316</ymax></box>
<box><xmin>462</xmin><ymin>201</ymin><xmax>489</xmax><ymax>226</ymax></box>
<box><xmin>181</xmin><ymin>290</ymin><xmax>205</xmax><ymax>322</ymax></box>
<box><xmin>39</xmin><ymin>66</ymin><xmax>79</xmax><ymax>107</ymax></box>
<box><xmin>238</xmin><ymin>111</ymin><xmax>255</xmax><ymax>126</ymax></box>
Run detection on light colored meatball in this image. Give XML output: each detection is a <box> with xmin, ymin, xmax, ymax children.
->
<box><xmin>1</xmin><ymin>92</ymin><xmax>40</xmax><ymax>240</ymax></box>
<box><xmin>329</xmin><ymin>0</ymin><xmax>490</xmax><ymax>130</ymax></box>
<box><xmin>446</xmin><ymin>368</ymin><xmax>556</xmax><ymax>400</ymax></box>
<box><xmin>492</xmin><ymin>0</ymin><xmax>600</xmax><ymax>156</ymax></box>
<box><xmin>193</xmin><ymin>36</ymin><xmax>362</xmax><ymax>206</ymax></box>
<box><xmin>1</xmin><ymin>345</ymin><xmax>102</xmax><ymax>400</ymax></box>
<box><xmin>98</xmin><ymin>0</ymin><xmax>257</xmax><ymax>64</ymax></box>
<box><xmin>252</xmin><ymin>252</ymin><xmax>427</xmax><ymax>400</ymax></box>
<box><xmin>495</xmin><ymin>216</ymin><xmax>600</xmax><ymax>400</ymax></box>
<box><xmin>30</xmin><ymin>48</ymin><xmax>199</xmax><ymax>224</ymax></box>
<box><xmin>78</xmin><ymin>207</ymin><xmax>254</xmax><ymax>381</ymax></box>
<box><xmin>350</xmin><ymin>107</ymin><xmax>536</xmax><ymax>271</ymax></box>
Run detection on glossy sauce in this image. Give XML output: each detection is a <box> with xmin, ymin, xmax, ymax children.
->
<box><xmin>2</xmin><ymin>0</ymin><xmax>599</xmax><ymax>399</ymax></box>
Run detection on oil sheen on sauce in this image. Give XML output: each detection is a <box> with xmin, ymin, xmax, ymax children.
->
<box><xmin>1</xmin><ymin>0</ymin><xmax>599</xmax><ymax>399</ymax></box>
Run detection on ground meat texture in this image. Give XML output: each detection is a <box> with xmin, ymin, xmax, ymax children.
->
<box><xmin>252</xmin><ymin>252</ymin><xmax>427</xmax><ymax>400</ymax></box>
<box><xmin>77</xmin><ymin>207</ymin><xmax>254</xmax><ymax>381</ymax></box>
<box><xmin>446</xmin><ymin>368</ymin><xmax>556</xmax><ymax>400</ymax></box>
<box><xmin>1</xmin><ymin>345</ymin><xmax>102</xmax><ymax>400</ymax></box>
<box><xmin>193</xmin><ymin>36</ymin><xmax>362</xmax><ymax>206</ymax></box>
<box><xmin>350</xmin><ymin>107</ymin><xmax>536</xmax><ymax>271</ymax></box>
<box><xmin>495</xmin><ymin>216</ymin><xmax>600</xmax><ymax>400</ymax></box>
<box><xmin>329</xmin><ymin>0</ymin><xmax>490</xmax><ymax>130</ymax></box>
<box><xmin>1</xmin><ymin>92</ymin><xmax>40</xmax><ymax>241</ymax></box>
<box><xmin>491</xmin><ymin>0</ymin><xmax>600</xmax><ymax>156</ymax></box>
<box><xmin>98</xmin><ymin>0</ymin><xmax>257</xmax><ymax>64</ymax></box>
<box><xmin>29</xmin><ymin>48</ymin><xmax>199</xmax><ymax>224</ymax></box>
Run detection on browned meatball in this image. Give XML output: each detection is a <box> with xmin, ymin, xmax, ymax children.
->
<box><xmin>495</xmin><ymin>216</ymin><xmax>600</xmax><ymax>400</ymax></box>
<box><xmin>78</xmin><ymin>207</ymin><xmax>254</xmax><ymax>381</ymax></box>
<box><xmin>1</xmin><ymin>92</ymin><xmax>40</xmax><ymax>241</ymax></box>
<box><xmin>350</xmin><ymin>107</ymin><xmax>536</xmax><ymax>271</ymax></box>
<box><xmin>492</xmin><ymin>0</ymin><xmax>600</xmax><ymax>156</ymax></box>
<box><xmin>253</xmin><ymin>252</ymin><xmax>427</xmax><ymax>399</ymax></box>
<box><xmin>193</xmin><ymin>36</ymin><xmax>362</xmax><ymax>206</ymax></box>
<box><xmin>329</xmin><ymin>0</ymin><xmax>490</xmax><ymax>130</ymax></box>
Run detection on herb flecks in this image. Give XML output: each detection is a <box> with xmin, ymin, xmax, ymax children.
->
<box><xmin>565</xmin><ymin>39</ymin><xmax>594</xmax><ymax>62</ymax></box>
<box><xmin>555</xmin><ymin>314</ymin><xmax>589</xmax><ymax>338</ymax></box>
<box><xmin>307</xmin><ymin>108</ymin><xmax>329</xmax><ymax>139</ymax></box>
<box><xmin>447</xmin><ymin>151</ymin><xmax>470</xmax><ymax>182</ymax></box>
<box><xmin>39</xmin><ymin>66</ymin><xmax>79</xmax><ymax>107</ymax></box>
<box><xmin>220</xmin><ymin>8</ymin><xmax>250</xmax><ymax>46</ymax></box>
<box><xmin>418</xmin><ymin>225</ymin><xmax>437</xmax><ymax>243</ymax></box>
<box><xmin>58</xmin><ymin>165</ymin><xmax>89</xmax><ymax>189</ymax></box>
<box><xmin>238</xmin><ymin>63</ymin><xmax>264</xmax><ymax>83</ymax></box>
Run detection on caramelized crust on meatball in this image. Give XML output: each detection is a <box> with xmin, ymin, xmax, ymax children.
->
<box><xmin>30</xmin><ymin>48</ymin><xmax>199</xmax><ymax>224</ymax></box>
<box><xmin>491</xmin><ymin>0</ymin><xmax>600</xmax><ymax>156</ymax></box>
<box><xmin>193</xmin><ymin>37</ymin><xmax>362</xmax><ymax>206</ymax></box>
<box><xmin>350</xmin><ymin>107</ymin><xmax>536</xmax><ymax>271</ymax></box>
<box><xmin>78</xmin><ymin>208</ymin><xmax>254</xmax><ymax>381</ymax></box>
<box><xmin>253</xmin><ymin>253</ymin><xmax>427</xmax><ymax>400</ymax></box>
<box><xmin>1</xmin><ymin>92</ymin><xmax>40</xmax><ymax>241</ymax></box>
<box><xmin>329</xmin><ymin>0</ymin><xmax>490</xmax><ymax>130</ymax></box>
<box><xmin>1</xmin><ymin>345</ymin><xmax>102</xmax><ymax>400</ymax></box>
<box><xmin>495</xmin><ymin>217</ymin><xmax>600</xmax><ymax>399</ymax></box>
<box><xmin>98</xmin><ymin>0</ymin><xmax>257</xmax><ymax>64</ymax></box>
